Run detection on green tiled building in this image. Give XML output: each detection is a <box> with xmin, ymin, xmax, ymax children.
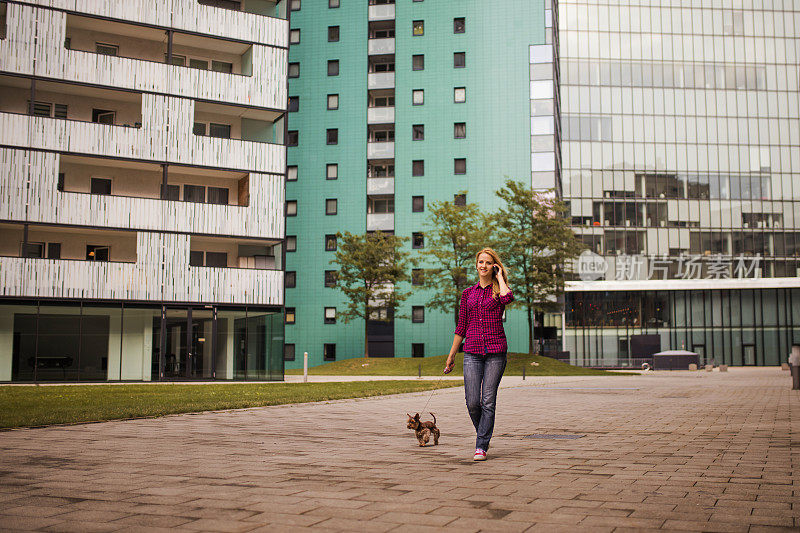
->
<box><xmin>285</xmin><ymin>0</ymin><xmax>556</xmax><ymax>367</ymax></box>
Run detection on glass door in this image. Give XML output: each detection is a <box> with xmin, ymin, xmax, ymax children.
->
<box><xmin>743</xmin><ymin>344</ymin><xmax>756</xmax><ymax>365</ymax></box>
<box><xmin>162</xmin><ymin>308</ymin><xmax>188</xmax><ymax>379</ymax></box>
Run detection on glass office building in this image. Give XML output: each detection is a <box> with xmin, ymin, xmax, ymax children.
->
<box><xmin>560</xmin><ymin>1</ymin><xmax>800</xmax><ymax>365</ymax></box>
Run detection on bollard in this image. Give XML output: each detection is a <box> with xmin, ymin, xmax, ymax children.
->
<box><xmin>522</xmin><ymin>365</ymin><xmax>526</xmax><ymax>381</ymax></box>
<box><xmin>303</xmin><ymin>352</ymin><xmax>308</xmax><ymax>383</ymax></box>
<box><xmin>792</xmin><ymin>365</ymin><xmax>800</xmax><ymax>390</ymax></box>
<box><xmin>418</xmin><ymin>363</ymin><xmax>422</xmax><ymax>379</ymax></box>
<box><xmin>792</xmin><ymin>345</ymin><xmax>800</xmax><ymax>390</ymax></box>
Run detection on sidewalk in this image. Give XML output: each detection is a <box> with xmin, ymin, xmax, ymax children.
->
<box><xmin>0</xmin><ymin>368</ymin><xmax>797</xmax><ymax>532</ymax></box>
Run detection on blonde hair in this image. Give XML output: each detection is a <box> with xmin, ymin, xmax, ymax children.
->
<box><xmin>475</xmin><ymin>248</ymin><xmax>508</xmax><ymax>299</ymax></box>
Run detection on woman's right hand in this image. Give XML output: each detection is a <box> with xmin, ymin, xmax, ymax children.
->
<box><xmin>443</xmin><ymin>355</ymin><xmax>455</xmax><ymax>374</ymax></box>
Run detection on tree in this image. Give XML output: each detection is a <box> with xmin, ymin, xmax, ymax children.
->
<box><xmin>330</xmin><ymin>231</ymin><xmax>414</xmax><ymax>358</ymax></box>
<box><xmin>421</xmin><ymin>194</ymin><xmax>491</xmax><ymax>325</ymax></box>
<box><xmin>493</xmin><ymin>180</ymin><xmax>585</xmax><ymax>355</ymax></box>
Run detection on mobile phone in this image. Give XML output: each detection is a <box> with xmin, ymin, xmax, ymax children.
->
<box><xmin>493</xmin><ymin>265</ymin><xmax>500</xmax><ymax>276</ymax></box>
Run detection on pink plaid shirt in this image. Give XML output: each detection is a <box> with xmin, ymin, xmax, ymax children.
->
<box><xmin>454</xmin><ymin>283</ymin><xmax>514</xmax><ymax>354</ymax></box>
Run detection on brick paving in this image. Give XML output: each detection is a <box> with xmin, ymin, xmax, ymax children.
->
<box><xmin>0</xmin><ymin>368</ymin><xmax>797</xmax><ymax>532</ymax></box>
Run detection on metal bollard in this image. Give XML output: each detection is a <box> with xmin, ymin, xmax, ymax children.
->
<box><xmin>522</xmin><ymin>365</ymin><xmax>526</xmax><ymax>380</ymax></box>
<box><xmin>418</xmin><ymin>363</ymin><xmax>422</xmax><ymax>379</ymax></box>
<box><xmin>303</xmin><ymin>352</ymin><xmax>308</xmax><ymax>383</ymax></box>
<box><xmin>792</xmin><ymin>365</ymin><xmax>800</xmax><ymax>390</ymax></box>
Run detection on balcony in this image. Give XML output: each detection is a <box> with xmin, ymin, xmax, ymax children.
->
<box><xmin>0</xmin><ymin>4</ymin><xmax>287</xmax><ymax>110</ymax></box>
<box><xmin>0</xmin><ymin>226</ymin><xmax>283</xmax><ymax>305</ymax></box>
<box><xmin>368</xmin><ymin>38</ymin><xmax>395</xmax><ymax>55</ymax></box>
<box><xmin>368</xmin><ymin>72</ymin><xmax>395</xmax><ymax>90</ymax></box>
<box><xmin>367</xmin><ymin>213</ymin><xmax>394</xmax><ymax>231</ymax></box>
<box><xmin>368</xmin><ymin>3</ymin><xmax>395</xmax><ymax>21</ymax></box>
<box><xmin>367</xmin><ymin>177</ymin><xmax>394</xmax><ymax>195</ymax></box>
<box><xmin>367</xmin><ymin>142</ymin><xmax>394</xmax><ymax>159</ymax></box>
<box><xmin>368</xmin><ymin>106</ymin><xmax>395</xmax><ymax>124</ymax></box>
<box><xmin>0</xmin><ymin>76</ymin><xmax>286</xmax><ymax>175</ymax></box>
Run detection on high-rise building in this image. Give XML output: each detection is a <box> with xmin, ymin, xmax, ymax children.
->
<box><xmin>561</xmin><ymin>1</ymin><xmax>800</xmax><ymax>366</ymax></box>
<box><xmin>284</xmin><ymin>0</ymin><xmax>556</xmax><ymax>367</ymax></box>
<box><xmin>0</xmin><ymin>0</ymin><xmax>287</xmax><ymax>381</ymax></box>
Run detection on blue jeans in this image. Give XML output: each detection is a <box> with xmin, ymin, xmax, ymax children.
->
<box><xmin>463</xmin><ymin>352</ymin><xmax>507</xmax><ymax>451</ymax></box>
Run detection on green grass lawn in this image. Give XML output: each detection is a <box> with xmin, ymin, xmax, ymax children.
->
<box><xmin>0</xmin><ymin>381</ymin><xmax>460</xmax><ymax>429</ymax></box>
<box><xmin>286</xmin><ymin>353</ymin><xmax>628</xmax><ymax>377</ymax></box>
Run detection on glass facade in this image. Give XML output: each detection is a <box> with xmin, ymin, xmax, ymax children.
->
<box><xmin>1</xmin><ymin>300</ymin><xmax>283</xmax><ymax>382</ymax></box>
<box><xmin>560</xmin><ymin>1</ymin><xmax>800</xmax><ymax>365</ymax></box>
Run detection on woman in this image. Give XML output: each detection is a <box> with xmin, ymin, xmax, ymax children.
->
<box><xmin>444</xmin><ymin>248</ymin><xmax>513</xmax><ymax>461</ymax></box>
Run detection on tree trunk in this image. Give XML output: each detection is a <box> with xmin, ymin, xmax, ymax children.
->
<box><xmin>364</xmin><ymin>303</ymin><xmax>370</xmax><ymax>358</ymax></box>
<box><xmin>527</xmin><ymin>305</ymin><xmax>535</xmax><ymax>356</ymax></box>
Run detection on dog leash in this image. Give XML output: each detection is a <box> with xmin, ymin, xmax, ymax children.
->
<box><xmin>419</xmin><ymin>371</ymin><xmax>447</xmax><ymax>414</ymax></box>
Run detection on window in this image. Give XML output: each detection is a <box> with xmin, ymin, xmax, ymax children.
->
<box><xmin>286</xmin><ymin>200</ymin><xmax>297</xmax><ymax>216</ymax></box>
<box><xmin>454</xmin><ymin>52</ymin><xmax>465</xmax><ymax>68</ymax></box>
<box><xmin>189</xmin><ymin>250</ymin><xmax>204</xmax><ymax>266</ymax></box>
<box><xmin>285</xmin><ymin>307</ymin><xmax>296</xmax><ymax>324</ymax></box>
<box><xmin>86</xmin><ymin>245</ymin><xmax>110</xmax><ymax>262</ymax></box>
<box><xmin>285</xmin><ymin>271</ymin><xmax>296</xmax><ymax>288</ymax></box>
<box><xmin>53</xmin><ymin>104</ymin><xmax>67</xmax><ymax>119</ymax></box>
<box><xmin>327</xmin><ymin>94</ymin><xmax>339</xmax><ymax>110</ymax></box>
<box><xmin>47</xmin><ymin>243</ymin><xmax>61</xmax><ymax>259</ymax></box>
<box><xmin>412</xmin><ymin>232</ymin><xmax>424</xmax><ymax>249</ymax></box>
<box><xmin>327</xmin><ymin>60</ymin><xmax>339</xmax><ymax>76</ymax></box>
<box><xmin>412</xmin><ymin>20</ymin><xmax>424</xmax><ymax>36</ymax></box>
<box><xmin>328</xmin><ymin>26</ymin><xmax>339</xmax><ymax>42</ymax></box>
<box><xmin>326</xmin><ymin>163</ymin><xmax>338</xmax><ymax>180</ymax></box>
<box><xmin>21</xmin><ymin>242</ymin><xmax>44</xmax><ymax>258</ymax></box>
<box><xmin>412</xmin><ymin>343</ymin><xmax>425</xmax><ymax>357</ymax></box>
<box><xmin>454</xmin><ymin>193</ymin><xmax>466</xmax><ymax>206</ymax></box>
<box><xmin>95</xmin><ymin>42</ymin><xmax>118</xmax><ymax>56</ymax></box>
<box><xmin>367</xmin><ymin>196</ymin><xmax>394</xmax><ymax>214</ymax></box>
<box><xmin>412</xmin><ymin>124</ymin><xmax>424</xmax><ymax>141</ymax></box>
<box><xmin>412</xmin><ymin>89</ymin><xmax>424</xmax><ymax>105</ymax></box>
<box><xmin>324</xmin><ymin>307</ymin><xmax>336</xmax><ymax>324</ymax></box>
<box><xmin>287</xmin><ymin>130</ymin><xmax>299</xmax><ymax>146</ymax></box>
<box><xmin>209</xmin><ymin>123</ymin><xmax>231</xmax><ymax>138</ymax></box>
<box><xmin>288</xmin><ymin>62</ymin><xmax>300</xmax><ymax>78</ymax></box>
<box><xmin>287</xmin><ymin>165</ymin><xmax>298</xmax><ymax>181</ymax></box>
<box><xmin>329</xmin><ymin>0</ymin><xmax>339</xmax><ymax>7</ymax></box>
<box><xmin>454</xmin><ymin>122</ymin><xmax>466</xmax><ymax>139</ymax></box>
<box><xmin>454</xmin><ymin>158</ymin><xmax>466</xmax><ymax>175</ymax></box>
<box><xmin>184</xmin><ymin>184</ymin><xmax>206</xmax><ymax>203</ymax></box>
<box><xmin>412</xmin><ymin>54</ymin><xmax>424</xmax><ymax>71</ymax></box>
<box><xmin>92</xmin><ymin>109</ymin><xmax>115</xmax><ymax>125</ymax></box>
<box><xmin>190</xmin><ymin>58</ymin><xmax>209</xmax><ymax>70</ymax></box>
<box><xmin>205</xmin><ymin>252</ymin><xmax>227</xmax><ymax>267</ymax></box>
<box><xmin>412</xmin><ymin>160</ymin><xmax>424</xmax><ymax>177</ymax></box>
<box><xmin>326</xmin><ymin>129</ymin><xmax>338</xmax><ymax>145</ymax></box>
<box><xmin>284</xmin><ymin>344</ymin><xmax>296</xmax><ymax>361</ymax></box>
<box><xmin>412</xmin><ymin>196</ymin><xmax>424</xmax><ymax>212</ymax></box>
<box><xmin>208</xmin><ymin>187</ymin><xmax>228</xmax><ymax>205</ymax></box>
<box><xmin>325</xmin><ymin>234</ymin><xmax>337</xmax><ymax>251</ymax></box>
<box><xmin>90</xmin><ymin>178</ymin><xmax>111</xmax><ymax>195</ymax></box>
<box><xmin>368</xmin><ymin>162</ymin><xmax>394</xmax><ymax>178</ymax></box>
<box><xmin>193</xmin><ymin>122</ymin><xmax>206</xmax><ymax>135</ymax></box>
<box><xmin>287</xmin><ymin>96</ymin><xmax>299</xmax><ymax>112</ymax></box>
<box><xmin>286</xmin><ymin>236</ymin><xmax>297</xmax><ymax>252</ymax></box>
<box><xmin>454</xmin><ymin>17</ymin><xmax>465</xmax><ymax>33</ymax></box>
<box><xmin>289</xmin><ymin>29</ymin><xmax>300</xmax><ymax>44</ymax></box>
<box><xmin>167</xmin><ymin>54</ymin><xmax>186</xmax><ymax>66</ymax></box>
<box><xmin>212</xmin><ymin>61</ymin><xmax>233</xmax><ymax>73</ymax></box>
<box><xmin>323</xmin><ymin>343</ymin><xmax>336</xmax><ymax>361</ymax></box>
<box><xmin>412</xmin><ymin>268</ymin><xmax>424</xmax><ymax>286</ymax></box>
<box><xmin>326</xmin><ymin>198</ymin><xmax>338</xmax><ymax>215</ymax></box>
<box><xmin>162</xmin><ymin>184</ymin><xmax>179</xmax><ymax>200</ymax></box>
<box><xmin>290</xmin><ymin>0</ymin><xmax>300</xmax><ymax>11</ymax></box>
<box><xmin>454</xmin><ymin>87</ymin><xmax>466</xmax><ymax>103</ymax></box>
<box><xmin>324</xmin><ymin>270</ymin><xmax>337</xmax><ymax>287</ymax></box>
<box><xmin>412</xmin><ymin>306</ymin><xmax>425</xmax><ymax>323</ymax></box>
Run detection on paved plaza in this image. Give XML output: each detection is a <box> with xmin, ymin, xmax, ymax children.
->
<box><xmin>0</xmin><ymin>368</ymin><xmax>797</xmax><ymax>532</ymax></box>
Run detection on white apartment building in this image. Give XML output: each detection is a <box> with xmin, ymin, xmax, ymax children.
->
<box><xmin>0</xmin><ymin>0</ymin><xmax>288</xmax><ymax>381</ymax></box>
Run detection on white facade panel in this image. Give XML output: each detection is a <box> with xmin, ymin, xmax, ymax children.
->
<box><xmin>367</xmin><ymin>106</ymin><xmax>395</xmax><ymax>124</ymax></box>
<box><xmin>368</xmin><ymin>72</ymin><xmax>395</xmax><ymax>90</ymax></box>
<box><xmin>368</xmin><ymin>38</ymin><xmax>395</xmax><ymax>55</ymax></box>
<box><xmin>366</xmin><ymin>213</ymin><xmax>394</xmax><ymax>232</ymax></box>
<box><xmin>368</xmin><ymin>4</ymin><xmax>395</xmax><ymax>21</ymax></box>
<box><xmin>367</xmin><ymin>177</ymin><xmax>394</xmax><ymax>195</ymax></box>
<box><xmin>367</xmin><ymin>142</ymin><xmax>395</xmax><ymax>159</ymax></box>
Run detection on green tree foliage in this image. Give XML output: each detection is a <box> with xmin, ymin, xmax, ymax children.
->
<box><xmin>494</xmin><ymin>180</ymin><xmax>585</xmax><ymax>355</ymax></box>
<box><xmin>331</xmin><ymin>231</ymin><xmax>414</xmax><ymax>357</ymax></box>
<box><xmin>421</xmin><ymin>194</ymin><xmax>491</xmax><ymax>325</ymax></box>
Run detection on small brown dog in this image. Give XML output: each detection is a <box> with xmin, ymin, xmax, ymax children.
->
<box><xmin>406</xmin><ymin>412</ymin><xmax>440</xmax><ymax>447</ymax></box>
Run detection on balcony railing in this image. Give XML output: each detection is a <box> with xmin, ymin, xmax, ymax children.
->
<box><xmin>368</xmin><ymin>4</ymin><xmax>395</xmax><ymax>21</ymax></box>
<box><xmin>367</xmin><ymin>142</ymin><xmax>394</xmax><ymax>159</ymax></box>
<box><xmin>368</xmin><ymin>72</ymin><xmax>395</xmax><ymax>90</ymax></box>
<box><xmin>367</xmin><ymin>106</ymin><xmax>395</xmax><ymax>124</ymax></box>
<box><xmin>367</xmin><ymin>177</ymin><xmax>394</xmax><ymax>195</ymax></box>
<box><xmin>368</xmin><ymin>38</ymin><xmax>395</xmax><ymax>55</ymax></box>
